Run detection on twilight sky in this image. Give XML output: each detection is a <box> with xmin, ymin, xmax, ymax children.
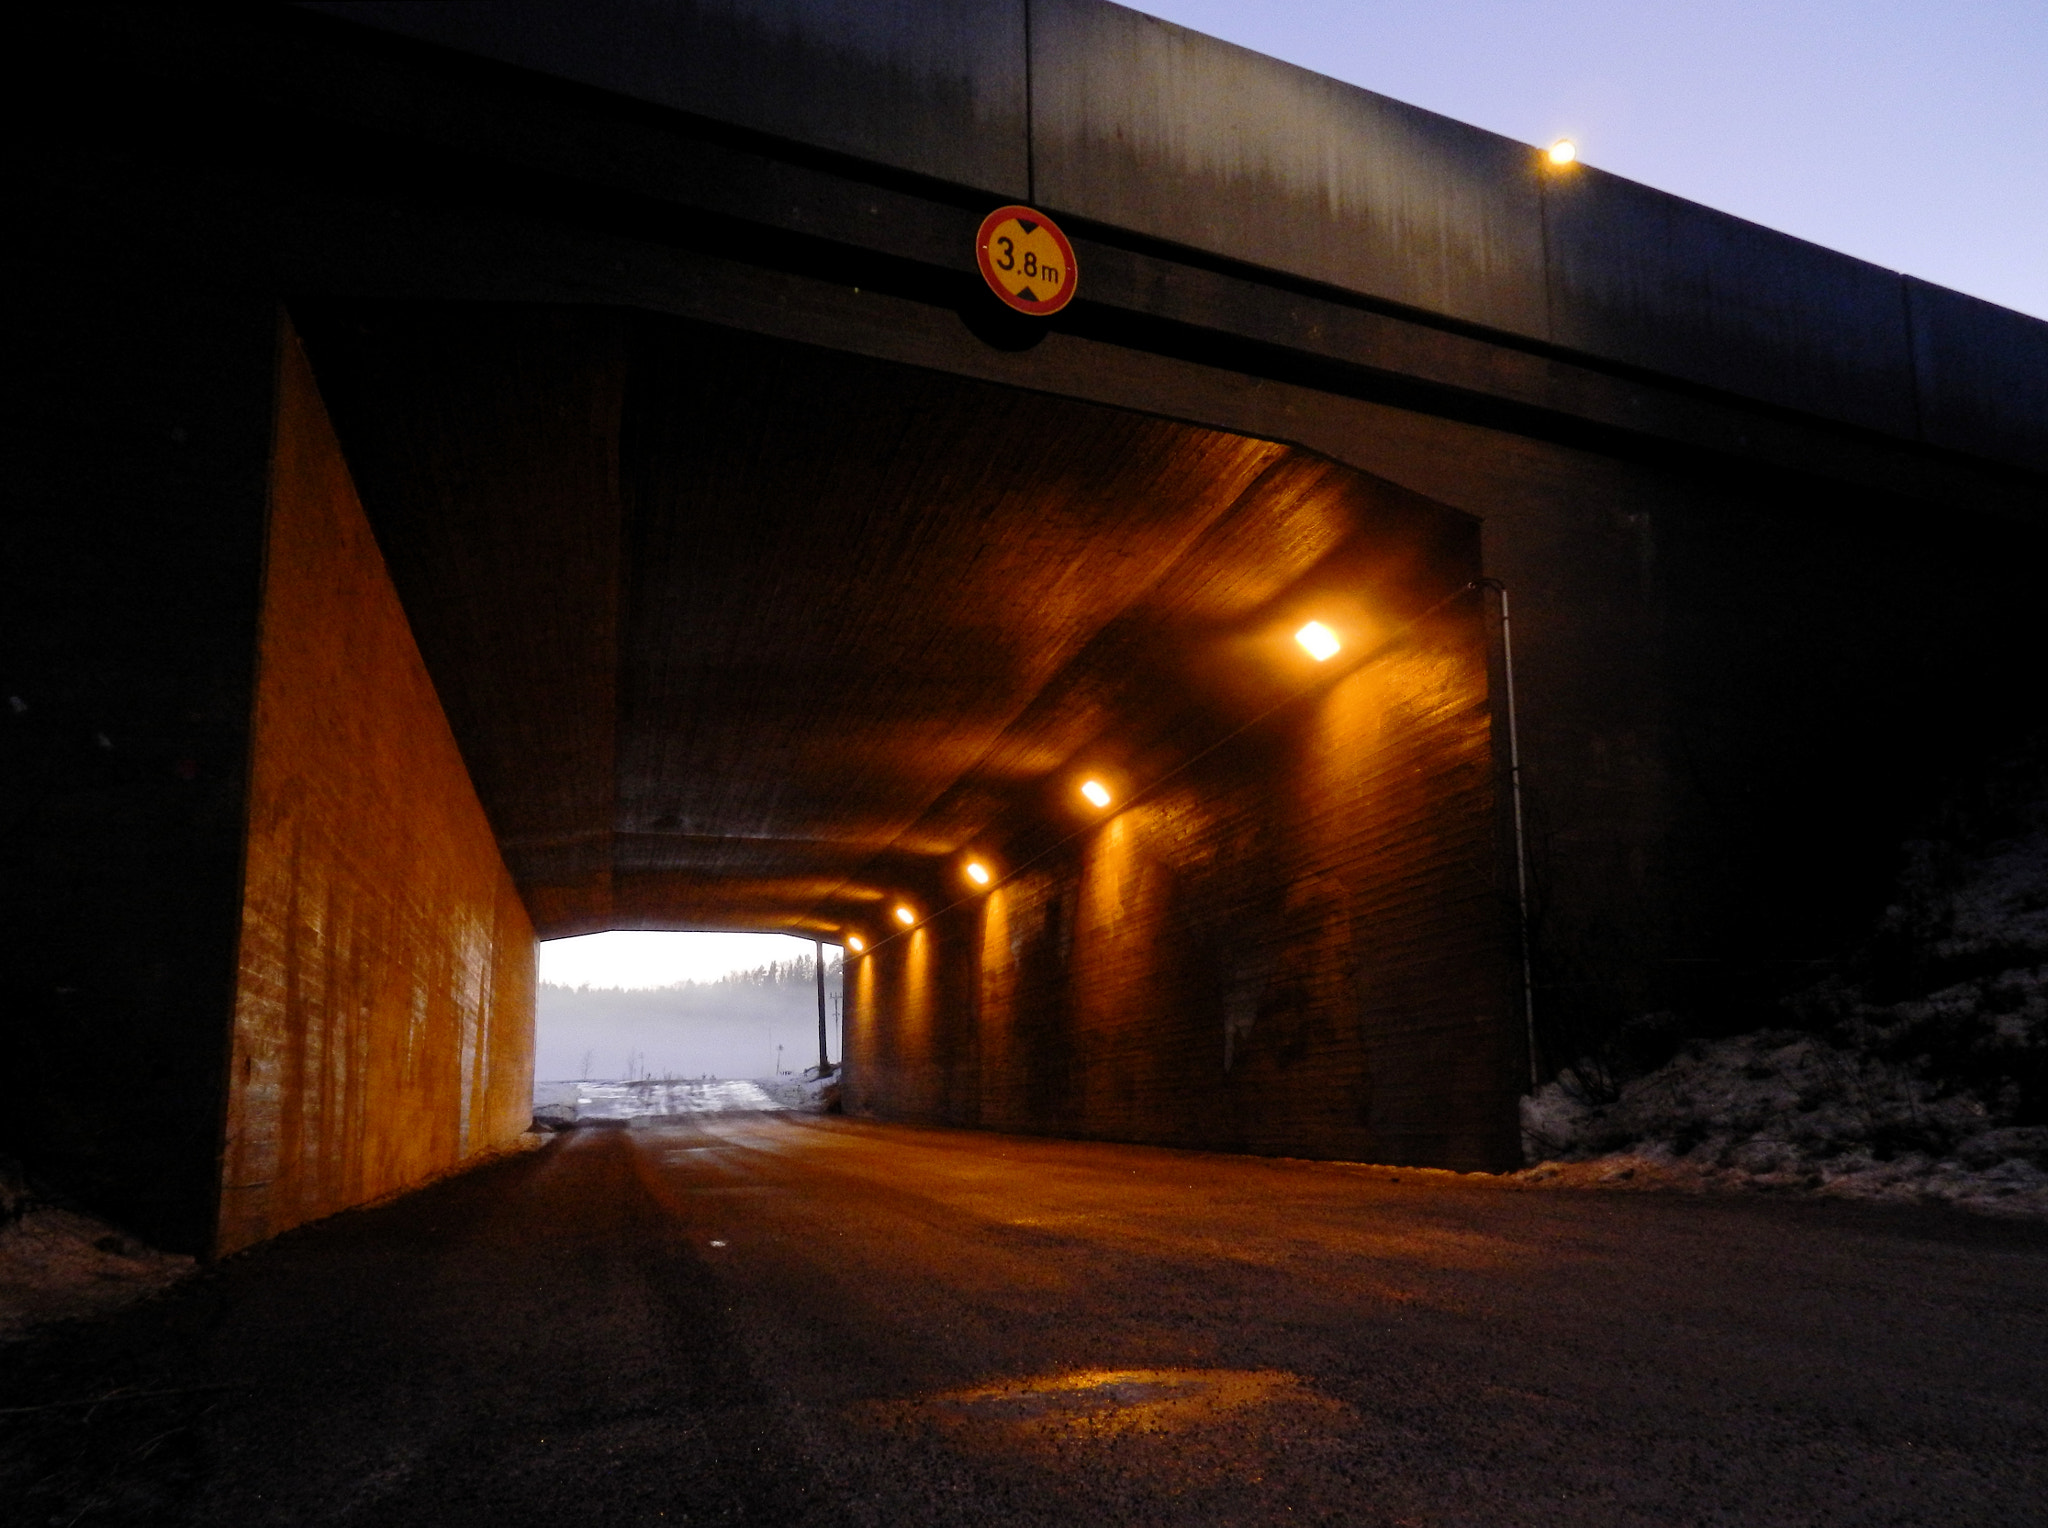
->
<box><xmin>1129</xmin><ymin>1</ymin><xmax>2048</xmax><ymax>322</ymax></box>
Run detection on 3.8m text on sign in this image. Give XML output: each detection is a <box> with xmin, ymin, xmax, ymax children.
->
<box><xmin>975</xmin><ymin>206</ymin><xmax>1078</xmax><ymax>317</ymax></box>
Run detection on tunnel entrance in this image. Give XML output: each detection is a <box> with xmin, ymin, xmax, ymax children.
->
<box><xmin>10</xmin><ymin>0</ymin><xmax>2041</xmax><ymax>1269</ymax></box>
<box><xmin>289</xmin><ymin>303</ymin><xmax>1522</xmax><ymax>1178</ymax></box>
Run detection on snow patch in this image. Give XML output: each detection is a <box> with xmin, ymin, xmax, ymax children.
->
<box><xmin>752</xmin><ymin>1068</ymin><xmax>844</xmax><ymax>1111</ymax></box>
<box><xmin>531</xmin><ymin>1070</ymin><xmax>842</xmax><ymax>1125</ymax></box>
<box><xmin>0</xmin><ymin>1207</ymin><xmax>194</xmax><ymax>1342</ymax></box>
<box><xmin>1516</xmin><ymin>1031</ymin><xmax>2048</xmax><ymax>1217</ymax></box>
<box><xmin>1516</xmin><ymin>745</ymin><xmax>2048</xmax><ymax>1218</ymax></box>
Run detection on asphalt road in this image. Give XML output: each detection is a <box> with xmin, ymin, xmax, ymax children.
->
<box><xmin>5</xmin><ymin>1113</ymin><xmax>2046</xmax><ymax>1526</ymax></box>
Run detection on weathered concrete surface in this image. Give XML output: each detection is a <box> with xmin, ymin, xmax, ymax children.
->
<box><xmin>1030</xmin><ymin>0</ymin><xmax>1550</xmax><ymax>336</ymax></box>
<box><xmin>216</xmin><ymin>328</ymin><xmax>535</xmax><ymax>1256</ymax></box>
<box><xmin>0</xmin><ymin>289</ymin><xmax>538</xmax><ymax>1255</ymax></box>
<box><xmin>5</xmin><ymin>1119</ymin><xmax>2044</xmax><ymax>1525</ymax></box>
<box><xmin>304</xmin><ymin>0</ymin><xmax>2048</xmax><ymax>476</ymax></box>
<box><xmin>1907</xmin><ymin>277</ymin><xmax>2048</xmax><ymax>476</ymax></box>
<box><xmin>300</xmin><ymin>0</ymin><xmax>1032</xmax><ymax>197</ymax></box>
<box><xmin>1541</xmin><ymin>163</ymin><xmax>1918</xmax><ymax>437</ymax></box>
<box><xmin>843</xmin><ymin>468</ymin><xmax>1517</xmax><ymax>1169</ymax></box>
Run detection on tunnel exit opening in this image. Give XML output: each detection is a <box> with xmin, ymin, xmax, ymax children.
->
<box><xmin>534</xmin><ymin>930</ymin><xmax>845</xmax><ymax>1119</ymax></box>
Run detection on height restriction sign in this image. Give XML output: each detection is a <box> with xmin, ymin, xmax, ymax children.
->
<box><xmin>975</xmin><ymin>205</ymin><xmax>1078</xmax><ymax>316</ymax></box>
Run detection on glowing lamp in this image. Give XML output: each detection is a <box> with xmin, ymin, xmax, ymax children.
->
<box><xmin>893</xmin><ymin>905</ymin><xmax>916</xmax><ymax>926</ymax></box>
<box><xmin>1547</xmin><ymin>139</ymin><xmax>1577</xmax><ymax>166</ymax></box>
<box><xmin>965</xmin><ymin>860</ymin><xmax>992</xmax><ymax>886</ymax></box>
<box><xmin>1079</xmin><ymin>779</ymin><xmax>1112</xmax><ymax>809</ymax></box>
<box><xmin>1295</xmin><ymin>621</ymin><xmax>1341</xmax><ymax>661</ymax></box>
<box><xmin>847</xmin><ymin>935</ymin><xmax>865</xmax><ymax>953</ymax></box>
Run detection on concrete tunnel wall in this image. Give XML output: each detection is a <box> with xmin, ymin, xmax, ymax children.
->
<box><xmin>217</xmin><ymin>324</ymin><xmax>535</xmax><ymax>1257</ymax></box>
<box><xmin>842</xmin><ymin>467</ymin><xmax>1521</xmax><ymax>1171</ymax></box>
<box><xmin>0</xmin><ymin>293</ymin><xmax>535</xmax><ymax>1256</ymax></box>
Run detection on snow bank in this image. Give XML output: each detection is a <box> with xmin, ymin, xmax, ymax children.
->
<box><xmin>1517</xmin><ymin>1031</ymin><xmax>2048</xmax><ymax>1216</ymax></box>
<box><xmin>1515</xmin><ymin>741</ymin><xmax>2048</xmax><ymax>1218</ymax></box>
<box><xmin>753</xmin><ymin>1067</ymin><xmax>843</xmax><ymax>1112</ymax></box>
<box><xmin>530</xmin><ymin>1070</ymin><xmax>842</xmax><ymax>1124</ymax></box>
<box><xmin>0</xmin><ymin>1206</ymin><xmax>194</xmax><ymax>1341</ymax></box>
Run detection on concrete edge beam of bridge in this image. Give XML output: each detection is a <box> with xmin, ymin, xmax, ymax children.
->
<box><xmin>25</xmin><ymin>4</ymin><xmax>2046</xmax><ymax>515</ymax></box>
<box><xmin>289</xmin><ymin>0</ymin><xmax>2048</xmax><ymax>479</ymax></box>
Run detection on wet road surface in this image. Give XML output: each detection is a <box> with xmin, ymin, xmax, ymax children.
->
<box><xmin>5</xmin><ymin>1113</ymin><xmax>2046</xmax><ymax>1525</ymax></box>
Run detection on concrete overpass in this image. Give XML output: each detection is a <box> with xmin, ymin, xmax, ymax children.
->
<box><xmin>4</xmin><ymin>0</ymin><xmax>2044</xmax><ymax>1257</ymax></box>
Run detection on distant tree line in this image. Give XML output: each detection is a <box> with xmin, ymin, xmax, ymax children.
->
<box><xmin>719</xmin><ymin>955</ymin><xmax>843</xmax><ymax>989</ymax></box>
<box><xmin>544</xmin><ymin>952</ymin><xmax>844</xmax><ymax>996</ymax></box>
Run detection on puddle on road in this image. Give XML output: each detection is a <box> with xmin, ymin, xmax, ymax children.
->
<box><xmin>855</xmin><ymin>1367</ymin><xmax>1380</xmax><ymax>1520</ymax></box>
<box><xmin>868</xmin><ymin>1367</ymin><xmax>1342</xmax><ymax>1447</ymax></box>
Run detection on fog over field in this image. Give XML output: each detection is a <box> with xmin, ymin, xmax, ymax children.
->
<box><xmin>535</xmin><ymin>933</ymin><xmax>843</xmax><ymax>1082</ymax></box>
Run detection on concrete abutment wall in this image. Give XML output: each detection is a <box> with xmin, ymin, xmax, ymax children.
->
<box><xmin>216</xmin><ymin>324</ymin><xmax>535</xmax><ymax>1256</ymax></box>
<box><xmin>0</xmin><ymin>294</ymin><xmax>535</xmax><ymax>1254</ymax></box>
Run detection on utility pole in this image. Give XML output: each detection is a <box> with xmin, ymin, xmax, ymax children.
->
<box><xmin>815</xmin><ymin>939</ymin><xmax>833</xmax><ymax>1076</ymax></box>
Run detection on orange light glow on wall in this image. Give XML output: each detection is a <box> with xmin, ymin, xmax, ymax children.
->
<box><xmin>1080</xmin><ymin>779</ymin><xmax>1112</xmax><ymax>808</ymax></box>
<box><xmin>1295</xmin><ymin>621</ymin><xmax>1341</xmax><ymax>661</ymax></box>
<box><xmin>893</xmin><ymin>905</ymin><xmax>916</xmax><ymax>926</ymax></box>
<box><xmin>965</xmin><ymin>860</ymin><xmax>992</xmax><ymax>886</ymax></box>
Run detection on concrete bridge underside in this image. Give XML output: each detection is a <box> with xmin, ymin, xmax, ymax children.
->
<box><xmin>309</xmin><ymin>299</ymin><xmax>1517</xmax><ymax>1175</ymax></box>
<box><xmin>3</xmin><ymin>2</ymin><xmax>2045</xmax><ymax>1257</ymax></box>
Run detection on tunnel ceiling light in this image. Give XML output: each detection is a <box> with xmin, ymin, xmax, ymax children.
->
<box><xmin>965</xmin><ymin>860</ymin><xmax>992</xmax><ymax>886</ymax></box>
<box><xmin>847</xmin><ymin>935</ymin><xmax>866</xmax><ymax>953</ymax></box>
<box><xmin>1295</xmin><ymin>621</ymin><xmax>1341</xmax><ymax>662</ymax></box>
<box><xmin>1547</xmin><ymin>138</ymin><xmax>1577</xmax><ymax>166</ymax></box>
<box><xmin>1079</xmin><ymin>779</ymin><xmax>1112</xmax><ymax>809</ymax></box>
<box><xmin>893</xmin><ymin>905</ymin><xmax>917</xmax><ymax>926</ymax></box>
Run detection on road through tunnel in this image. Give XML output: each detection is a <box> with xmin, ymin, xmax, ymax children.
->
<box><xmin>298</xmin><ymin>302</ymin><xmax>1522</xmax><ymax>1181</ymax></box>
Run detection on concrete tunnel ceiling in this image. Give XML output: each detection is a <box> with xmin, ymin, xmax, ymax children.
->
<box><xmin>298</xmin><ymin>305</ymin><xmax>1481</xmax><ymax>943</ymax></box>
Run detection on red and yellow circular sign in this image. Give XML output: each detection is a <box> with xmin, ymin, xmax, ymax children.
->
<box><xmin>975</xmin><ymin>205</ymin><xmax>1078</xmax><ymax>316</ymax></box>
